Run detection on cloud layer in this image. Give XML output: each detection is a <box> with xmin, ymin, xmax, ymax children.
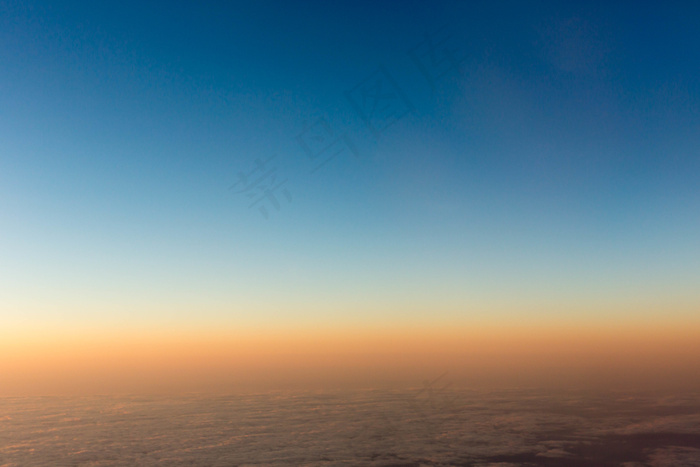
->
<box><xmin>2</xmin><ymin>388</ymin><xmax>700</xmax><ymax>466</ymax></box>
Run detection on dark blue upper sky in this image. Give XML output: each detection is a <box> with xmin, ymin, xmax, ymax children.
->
<box><xmin>2</xmin><ymin>1</ymin><xmax>699</xmax><ymax>328</ymax></box>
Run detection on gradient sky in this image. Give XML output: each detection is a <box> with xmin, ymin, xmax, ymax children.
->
<box><xmin>1</xmin><ymin>1</ymin><xmax>699</xmax><ymax>393</ymax></box>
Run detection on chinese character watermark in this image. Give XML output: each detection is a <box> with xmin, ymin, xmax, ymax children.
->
<box><xmin>296</xmin><ymin>117</ymin><xmax>360</xmax><ymax>173</ymax></box>
<box><xmin>345</xmin><ymin>66</ymin><xmax>415</xmax><ymax>139</ymax></box>
<box><xmin>230</xmin><ymin>24</ymin><xmax>467</xmax><ymax>219</ymax></box>
<box><xmin>229</xmin><ymin>155</ymin><xmax>292</xmax><ymax>219</ymax></box>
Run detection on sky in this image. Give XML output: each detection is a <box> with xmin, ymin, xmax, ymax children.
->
<box><xmin>1</xmin><ymin>1</ymin><xmax>699</xmax><ymax>394</ymax></box>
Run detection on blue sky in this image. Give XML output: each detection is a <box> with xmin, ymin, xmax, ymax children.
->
<box><xmin>2</xmin><ymin>0</ymin><xmax>699</xmax><ymax>331</ymax></box>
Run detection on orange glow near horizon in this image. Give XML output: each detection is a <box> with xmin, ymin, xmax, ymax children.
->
<box><xmin>2</xmin><ymin>320</ymin><xmax>700</xmax><ymax>396</ymax></box>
